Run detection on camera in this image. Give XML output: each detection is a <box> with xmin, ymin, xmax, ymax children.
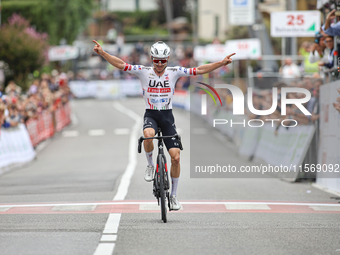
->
<box><xmin>315</xmin><ymin>32</ymin><xmax>323</xmax><ymax>44</ymax></box>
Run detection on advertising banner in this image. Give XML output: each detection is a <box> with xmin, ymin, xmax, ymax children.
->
<box><xmin>48</xmin><ymin>46</ymin><xmax>79</xmax><ymax>61</ymax></box>
<box><xmin>225</xmin><ymin>39</ymin><xmax>262</xmax><ymax>60</ymax></box>
<box><xmin>271</xmin><ymin>11</ymin><xmax>320</xmax><ymax>37</ymax></box>
<box><xmin>0</xmin><ymin>124</ymin><xmax>36</xmax><ymax>172</ymax></box>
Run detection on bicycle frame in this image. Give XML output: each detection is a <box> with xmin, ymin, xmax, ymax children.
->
<box><xmin>137</xmin><ymin>129</ymin><xmax>183</xmax><ymax>222</ymax></box>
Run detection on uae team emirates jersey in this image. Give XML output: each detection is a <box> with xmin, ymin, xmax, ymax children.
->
<box><xmin>123</xmin><ymin>64</ymin><xmax>196</xmax><ymax>110</ymax></box>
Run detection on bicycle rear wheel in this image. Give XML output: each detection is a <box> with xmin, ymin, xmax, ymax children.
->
<box><xmin>158</xmin><ymin>155</ymin><xmax>167</xmax><ymax>223</ymax></box>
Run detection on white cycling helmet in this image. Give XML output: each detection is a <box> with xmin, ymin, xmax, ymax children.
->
<box><xmin>150</xmin><ymin>41</ymin><xmax>171</xmax><ymax>59</ymax></box>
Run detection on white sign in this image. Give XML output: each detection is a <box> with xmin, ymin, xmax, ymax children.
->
<box><xmin>205</xmin><ymin>44</ymin><xmax>229</xmax><ymax>62</ymax></box>
<box><xmin>225</xmin><ymin>38</ymin><xmax>261</xmax><ymax>60</ymax></box>
<box><xmin>193</xmin><ymin>46</ymin><xmax>206</xmax><ymax>62</ymax></box>
<box><xmin>271</xmin><ymin>11</ymin><xmax>320</xmax><ymax>37</ymax></box>
<box><xmin>48</xmin><ymin>46</ymin><xmax>79</xmax><ymax>61</ymax></box>
<box><xmin>228</xmin><ymin>0</ymin><xmax>255</xmax><ymax>26</ymax></box>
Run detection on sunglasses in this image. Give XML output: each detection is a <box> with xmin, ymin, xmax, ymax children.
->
<box><xmin>325</xmin><ymin>40</ymin><xmax>333</xmax><ymax>43</ymax></box>
<box><xmin>152</xmin><ymin>58</ymin><xmax>168</xmax><ymax>64</ymax></box>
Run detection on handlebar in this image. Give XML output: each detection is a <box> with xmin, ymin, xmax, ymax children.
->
<box><xmin>137</xmin><ymin>134</ymin><xmax>183</xmax><ymax>153</ymax></box>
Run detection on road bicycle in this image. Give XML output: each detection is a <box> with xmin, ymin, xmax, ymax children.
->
<box><xmin>138</xmin><ymin>128</ymin><xmax>183</xmax><ymax>223</ymax></box>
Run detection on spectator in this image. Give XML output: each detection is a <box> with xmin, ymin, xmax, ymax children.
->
<box><xmin>309</xmin><ymin>32</ymin><xmax>327</xmax><ymax>64</ymax></box>
<box><xmin>116</xmin><ymin>32</ymin><xmax>125</xmax><ymax>55</ymax></box>
<box><xmin>280</xmin><ymin>57</ymin><xmax>301</xmax><ymax>80</ymax></box>
<box><xmin>5</xmin><ymin>103</ymin><xmax>20</xmax><ymax>127</ymax></box>
<box><xmin>299</xmin><ymin>41</ymin><xmax>318</xmax><ymax>74</ymax></box>
<box><xmin>0</xmin><ymin>102</ymin><xmax>5</xmax><ymax>126</ymax></box>
<box><xmin>318</xmin><ymin>35</ymin><xmax>335</xmax><ymax>69</ymax></box>
<box><xmin>28</xmin><ymin>79</ymin><xmax>39</xmax><ymax>95</ymax></box>
<box><xmin>322</xmin><ymin>10</ymin><xmax>340</xmax><ymax>36</ymax></box>
<box><xmin>5</xmin><ymin>80</ymin><xmax>22</xmax><ymax>96</ymax></box>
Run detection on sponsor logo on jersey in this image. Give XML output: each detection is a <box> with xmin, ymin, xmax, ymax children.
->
<box><xmin>179</xmin><ymin>67</ymin><xmax>182</xmax><ymax>71</ymax></box>
<box><xmin>142</xmin><ymin>67</ymin><xmax>151</xmax><ymax>70</ymax></box>
<box><xmin>167</xmin><ymin>68</ymin><xmax>178</xmax><ymax>72</ymax></box>
<box><xmin>133</xmin><ymin>66</ymin><xmax>137</xmax><ymax>70</ymax></box>
<box><xmin>147</xmin><ymin>88</ymin><xmax>171</xmax><ymax>93</ymax></box>
<box><xmin>138</xmin><ymin>65</ymin><xmax>141</xmax><ymax>70</ymax></box>
<box><xmin>148</xmin><ymin>80</ymin><xmax>170</xmax><ymax>88</ymax></box>
<box><xmin>150</xmin><ymin>98</ymin><xmax>169</xmax><ymax>104</ymax></box>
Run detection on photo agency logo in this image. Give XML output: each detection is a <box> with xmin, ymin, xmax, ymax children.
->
<box><xmin>197</xmin><ymin>82</ymin><xmax>312</xmax><ymax>128</ymax></box>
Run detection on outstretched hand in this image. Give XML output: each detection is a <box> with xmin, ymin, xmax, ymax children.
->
<box><xmin>93</xmin><ymin>40</ymin><xmax>104</xmax><ymax>55</ymax></box>
<box><xmin>327</xmin><ymin>10</ymin><xmax>336</xmax><ymax>21</ymax></box>
<box><xmin>222</xmin><ymin>53</ymin><xmax>236</xmax><ymax>66</ymax></box>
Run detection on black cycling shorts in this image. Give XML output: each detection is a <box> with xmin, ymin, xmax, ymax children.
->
<box><xmin>143</xmin><ymin>109</ymin><xmax>179</xmax><ymax>150</ymax></box>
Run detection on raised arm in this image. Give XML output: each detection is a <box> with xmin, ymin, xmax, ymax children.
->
<box><xmin>196</xmin><ymin>53</ymin><xmax>236</xmax><ymax>75</ymax></box>
<box><xmin>93</xmin><ymin>40</ymin><xmax>125</xmax><ymax>70</ymax></box>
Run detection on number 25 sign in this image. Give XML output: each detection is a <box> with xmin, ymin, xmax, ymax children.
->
<box><xmin>270</xmin><ymin>11</ymin><xmax>320</xmax><ymax>37</ymax></box>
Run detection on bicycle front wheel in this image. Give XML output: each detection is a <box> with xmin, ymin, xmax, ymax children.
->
<box><xmin>158</xmin><ymin>155</ymin><xmax>167</xmax><ymax>223</ymax></box>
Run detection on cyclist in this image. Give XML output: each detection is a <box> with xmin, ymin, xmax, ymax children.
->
<box><xmin>93</xmin><ymin>40</ymin><xmax>235</xmax><ymax>210</ymax></box>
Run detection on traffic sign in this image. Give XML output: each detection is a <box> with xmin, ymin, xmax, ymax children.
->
<box><xmin>228</xmin><ymin>0</ymin><xmax>255</xmax><ymax>26</ymax></box>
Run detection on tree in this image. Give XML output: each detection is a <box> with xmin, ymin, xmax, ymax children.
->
<box><xmin>2</xmin><ymin>0</ymin><xmax>94</xmax><ymax>45</ymax></box>
<box><xmin>0</xmin><ymin>14</ymin><xmax>49</xmax><ymax>89</ymax></box>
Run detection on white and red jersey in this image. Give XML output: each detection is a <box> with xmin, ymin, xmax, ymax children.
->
<box><xmin>123</xmin><ymin>64</ymin><xmax>197</xmax><ymax>110</ymax></box>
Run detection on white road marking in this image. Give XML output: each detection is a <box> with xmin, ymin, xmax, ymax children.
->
<box><xmin>1</xmin><ymin>201</ymin><xmax>340</xmax><ymax>208</ymax></box>
<box><xmin>112</xmin><ymin>102</ymin><xmax>142</xmax><ymax>200</ymax></box>
<box><xmin>35</xmin><ymin>140</ymin><xmax>49</xmax><ymax>152</ymax></box>
<box><xmin>70</xmin><ymin>112</ymin><xmax>79</xmax><ymax>126</ymax></box>
<box><xmin>225</xmin><ymin>204</ymin><xmax>271</xmax><ymax>210</ymax></box>
<box><xmin>139</xmin><ymin>204</ymin><xmax>161</xmax><ymax>210</ymax></box>
<box><xmin>103</xmin><ymin>213</ymin><xmax>121</xmax><ymax>234</ymax></box>
<box><xmin>93</xmin><ymin>243</ymin><xmax>115</xmax><ymax>255</ymax></box>
<box><xmin>88</xmin><ymin>129</ymin><xmax>106</xmax><ymax>136</ymax></box>
<box><xmin>310</xmin><ymin>206</ymin><xmax>340</xmax><ymax>211</ymax></box>
<box><xmin>0</xmin><ymin>207</ymin><xmax>11</xmax><ymax>212</ymax></box>
<box><xmin>114</xmin><ymin>128</ymin><xmax>130</xmax><ymax>135</ymax></box>
<box><xmin>62</xmin><ymin>130</ymin><xmax>79</xmax><ymax>137</ymax></box>
<box><xmin>100</xmin><ymin>235</ymin><xmax>117</xmax><ymax>242</ymax></box>
<box><xmin>140</xmin><ymin>204</ymin><xmax>183</xmax><ymax>210</ymax></box>
<box><xmin>51</xmin><ymin>205</ymin><xmax>96</xmax><ymax>211</ymax></box>
<box><xmin>93</xmin><ymin>102</ymin><xmax>141</xmax><ymax>255</ymax></box>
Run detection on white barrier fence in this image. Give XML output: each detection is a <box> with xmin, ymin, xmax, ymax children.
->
<box><xmin>0</xmin><ymin>124</ymin><xmax>36</xmax><ymax>174</ymax></box>
<box><xmin>317</xmin><ymin>81</ymin><xmax>340</xmax><ymax>194</ymax></box>
<box><xmin>69</xmin><ymin>80</ymin><xmax>142</xmax><ymax>99</ymax></box>
<box><xmin>191</xmin><ymin>92</ymin><xmax>315</xmax><ymax>181</ymax></box>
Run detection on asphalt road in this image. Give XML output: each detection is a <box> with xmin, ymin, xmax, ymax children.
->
<box><xmin>0</xmin><ymin>98</ymin><xmax>339</xmax><ymax>255</ymax></box>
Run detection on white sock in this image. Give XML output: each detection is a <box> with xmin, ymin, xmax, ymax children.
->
<box><xmin>145</xmin><ymin>151</ymin><xmax>154</xmax><ymax>167</ymax></box>
<box><xmin>171</xmin><ymin>177</ymin><xmax>179</xmax><ymax>197</ymax></box>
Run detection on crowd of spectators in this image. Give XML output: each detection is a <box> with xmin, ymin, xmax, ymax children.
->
<box><xmin>247</xmin><ymin>78</ymin><xmax>321</xmax><ymax>133</ymax></box>
<box><xmin>0</xmin><ymin>71</ymin><xmax>71</xmax><ymax>130</ymax></box>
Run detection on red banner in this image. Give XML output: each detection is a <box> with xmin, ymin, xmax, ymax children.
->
<box><xmin>26</xmin><ymin>102</ymin><xmax>71</xmax><ymax>147</ymax></box>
